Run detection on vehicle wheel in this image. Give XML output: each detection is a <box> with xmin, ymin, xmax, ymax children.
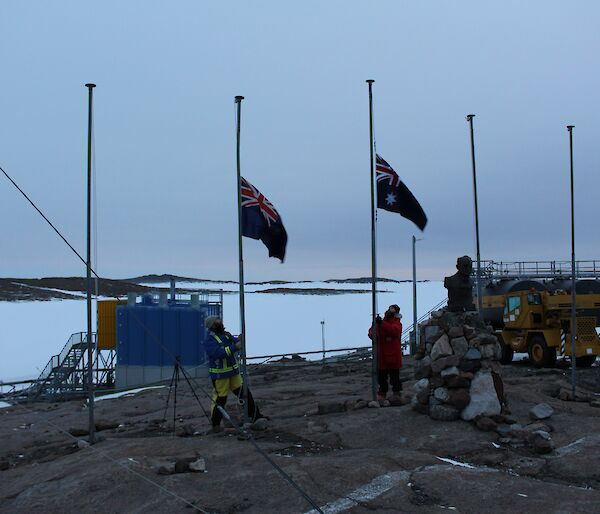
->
<box><xmin>528</xmin><ymin>336</ymin><xmax>555</xmax><ymax>368</ymax></box>
<box><xmin>576</xmin><ymin>355</ymin><xmax>597</xmax><ymax>368</ymax></box>
<box><xmin>499</xmin><ymin>336</ymin><xmax>514</xmax><ymax>364</ymax></box>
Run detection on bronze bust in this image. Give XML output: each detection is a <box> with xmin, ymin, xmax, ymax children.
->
<box><xmin>444</xmin><ymin>256</ymin><xmax>475</xmax><ymax>312</ymax></box>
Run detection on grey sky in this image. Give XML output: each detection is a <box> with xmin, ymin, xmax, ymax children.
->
<box><xmin>1</xmin><ymin>1</ymin><xmax>599</xmax><ymax>281</ymax></box>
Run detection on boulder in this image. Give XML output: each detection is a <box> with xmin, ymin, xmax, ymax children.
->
<box><xmin>414</xmin><ymin>356</ymin><xmax>432</xmax><ymax>379</ymax></box>
<box><xmin>380</xmin><ymin>399</ymin><xmax>391</xmax><ymax>407</ymax></box>
<box><xmin>448</xmin><ymin>326</ymin><xmax>464</xmax><ymax>338</ymax></box>
<box><xmin>450</xmin><ymin>336</ymin><xmax>469</xmax><ymax>357</ymax></box>
<box><xmin>463</xmin><ymin>325</ymin><xmax>476</xmax><ymax>339</ymax></box>
<box><xmin>429</xmin><ymin>376</ymin><xmax>444</xmax><ymax>389</ymax></box>
<box><xmin>440</xmin><ymin>366</ymin><xmax>460</xmax><ymax>378</ymax></box>
<box><xmin>525</xmin><ymin>422</ymin><xmax>553</xmax><ymax>433</ymax></box>
<box><xmin>529</xmin><ymin>430</ymin><xmax>554</xmax><ymax>454</ymax></box>
<box><xmin>446</xmin><ymin>389</ymin><xmax>470</xmax><ymax>410</ymax></box>
<box><xmin>355</xmin><ymin>400</ymin><xmax>368</xmax><ymax>409</ymax></box>
<box><xmin>367</xmin><ymin>400</ymin><xmax>380</xmax><ymax>409</ymax></box>
<box><xmin>431</xmin><ymin>354</ymin><xmax>460</xmax><ymax>374</ymax></box>
<box><xmin>416</xmin><ymin>388</ymin><xmax>431</xmax><ymax>405</ymax></box>
<box><xmin>174</xmin><ymin>460</ymin><xmax>190</xmax><ymax>473</ymax></box>
<box><xmin>479</xmin><ymin>344</ymin><xmax>497</xmax><ymax>359</ymax></box>
<box><xmin>189</xmin><ymin>458</ymin><xmax>206</xmax><ymax>472</ymax></box>
<box><xmin>445</xmin><ymin>376</ymin><xmax>471</xmax><ymax>389</ymax></box>
<box><xmin>431</xmin><ymin>334</ymin><xmax>453</xmax><ymax>361</ymax></box>
<box><xmin>529</xmin><ymin>403</ymin><xmax>554</xmax><ymax>420</ymax></box>
<box><xmin>413</xmin><ymin>378</ymin><xmax>430</xmax><ymax>394</ymax></box>
<box><xmin>464</xmin><ymin>348</ymin><xmax>482</xmax><ymax>360</ymax></box>
<box><xmin>590</xmin><ymin>400</ymin><xmax>600</xmax><ymax>408</ymax></box>
<box><xmin>461</xmin><ymin>370</ymin><xmax>502</xmax><ymax>421</ymax></box>
<box><xmin>476</xmin><ymin>416</ymin><xmax>497</xmax><ymax>431</ymax></box>
<box><xmin>433</xmin><ymin>387</ymin><xmax>450</xmax><ymax>403</ymax></box>
<box><xmin>429</xmin><ymin>404</ymin><xmax>460</xmax><ymax>421</ymax></box>
<box><xmin>425</xmin><ymin>325</ymin><xmax>443</xmax><ymax>343</ymax></box>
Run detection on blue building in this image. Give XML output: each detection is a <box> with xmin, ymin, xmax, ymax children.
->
<box><xmin>115</xmin><ymin>291</ymin><xmax>222</xmax><ymax>388</ymax></box>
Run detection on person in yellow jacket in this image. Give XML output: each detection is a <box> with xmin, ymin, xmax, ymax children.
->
<box><xmin>204</xmin><ymin>316</ymin><xmax>264</xmax><ymax>430</ymax></box>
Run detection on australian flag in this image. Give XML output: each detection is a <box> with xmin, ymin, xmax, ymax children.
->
<box><xmin>376</xmin><ymin>154</ymin><xmax>427</xmax><ymax>231</ymax></box>
<box><xmin>241</xmin><ymin>177</ymin><xmax>288</xmax><ymax>261</ymax></box>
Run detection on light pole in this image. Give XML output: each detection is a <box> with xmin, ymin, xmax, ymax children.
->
<box><xmin>466</xmin><ymin>114</ymin><xmax>483</xmax><ymax>313</ymax></box>
<box><xmin>321</xmin><ymin>320</ymin><xmax>326</xmax><ymax>363</ymax></box>
<box><xmin>412</xmin><ymin>236</ymin><xmax>423</xmax><ymax>355</ymax></box>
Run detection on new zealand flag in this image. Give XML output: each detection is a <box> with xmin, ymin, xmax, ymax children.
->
<box><xmin>241</xmin><ymin>177</ymin><xmax>288</xmax><ymax>261</ymax></box>
<box><xmin>376</xmin><ymin>154</ymin><xmax>427</xmax><ymax>231</ymax></box>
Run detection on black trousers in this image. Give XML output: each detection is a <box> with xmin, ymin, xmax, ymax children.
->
<box><xmin>210</xmin><ymin>380</ymin><xmax>262</xmax><ymax>427</ymax></box>
<box><xmin>378</xmin><ymin>368</ymin><xmax>402</xmax><ymax>394</ymax></box>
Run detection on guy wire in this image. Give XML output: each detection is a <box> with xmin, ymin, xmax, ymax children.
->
<box><xmin>0</xmin><ymin>164</ymin><xmax>100</xmax><ymax>280</ymax></box>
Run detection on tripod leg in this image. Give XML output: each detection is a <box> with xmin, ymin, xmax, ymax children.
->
<box><xmin>173</xmin><ymin>364</ymin><xmax>179</xmax><ymax>432</ymax></box>
<box><xmin>162</xmin><ymin>364</ymin><xmax>178</xmax><ymax>422</ymax></box>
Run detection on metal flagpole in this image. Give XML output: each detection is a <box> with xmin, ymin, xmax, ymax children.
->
<box><xmin>85</xmin><ymin>83</ymin><xmax>96</xmax><ymax>444</ymax></box>
<box><xmin>568</xmin><ymin>124</ymin><xmax>577</xmax><ymax>398</ymax></box>
<box><xmin>411</xmin><ymin>236</ymin><xmax>418</xmax><ymax>355</ymax></box>
<box><xmin>235</xmin><ymin>95</ymin><xmax>249</xmax><ymax>422</ymax></box>
<box><xmin>367</xmin><ymin>79</ymin><xmax>378</xmax><ymax>401</ymax></box>
<box><xmin>466</xmin><ymin>114</ymin><xmax>483</xmax><ymax>313</ymax></box>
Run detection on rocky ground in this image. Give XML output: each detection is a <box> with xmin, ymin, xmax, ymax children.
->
<box><xmin>1</xmin><ymin>359</ymin><xmax>600</xmax><ymax>513</ymax></box>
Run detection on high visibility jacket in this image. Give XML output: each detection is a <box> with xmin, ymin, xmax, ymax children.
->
<box><xmin>205</xmin><ymin>331</ymin><xmax>240</xmax><ymax>379</ymax></box>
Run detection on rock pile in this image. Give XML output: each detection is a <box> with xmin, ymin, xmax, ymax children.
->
<box><xmin>412</xmin><ymin>310</ymin><xmax>505</xmax><ymax>422</ymax></box>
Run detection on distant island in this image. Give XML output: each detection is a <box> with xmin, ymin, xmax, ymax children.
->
<box><xmin>0</xmin><ymin>275</ymin><xmax>430</xmax><ymax>301</ymax></box>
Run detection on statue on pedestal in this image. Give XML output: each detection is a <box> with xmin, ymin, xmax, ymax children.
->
<box><xmin>444</xmin><ymin>256</ymin><xmax>475</xmax><ymax>312</ymax></box>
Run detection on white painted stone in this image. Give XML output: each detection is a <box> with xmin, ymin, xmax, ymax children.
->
<box><xmin>461</xmin><ymin>370</ymin><xmax>501</xmax><ymax>421</ymax></box>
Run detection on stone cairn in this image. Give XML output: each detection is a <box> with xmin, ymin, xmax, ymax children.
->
<box><xmin>412</xmin><ymin>309</ymin><xmax>505</xmax><ymax>422</ymax></box>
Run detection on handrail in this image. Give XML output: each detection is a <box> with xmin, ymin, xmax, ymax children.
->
<box><xmin>401</xmin><ymin>297</ymin><xmax>447</xmax><ymax>345</ymax></box>
<box><xmin>31</xmin><ymin>331</ymin><xmax>96</xmax><ymax>388</ymax></box>
<box><xmin>478</xmin><ymin>260</ymin><xmax>600</xmax><ymax>280</ymax></box>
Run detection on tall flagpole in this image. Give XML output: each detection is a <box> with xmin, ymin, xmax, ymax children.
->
<box><xmin>567</xmin><ymin>124</ymin><xmax>577</xmax><ymax>398</ymax></box>
<box><xmin>235</xmin><ymin>95</ymin><xmax>249</xmax><ymax>422</ymax></box>
<box><xmin>367</xmin><ymin>79</ymin><xmax>378</xmax><ymax>401</ymax></box>
<box><xmin>466</xmin><ymin>114</ymin><xmax>483</xmax><ymax>313</ymax></box>
<box><xmin>85</xmin><ymin>83</ymin><xmax>96</xmax><ymax>444</ymax></box>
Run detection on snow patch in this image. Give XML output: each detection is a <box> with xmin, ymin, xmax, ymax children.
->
<box><xmin>94</xmin><ymin>386</ymin><xmax>165</xmax><ymax>402</ymax></box>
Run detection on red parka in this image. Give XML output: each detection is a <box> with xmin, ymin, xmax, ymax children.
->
<box><xmin>368</xmin><ymin>317</ymin><xmax>403</xmax><ymax>369</ymax></box>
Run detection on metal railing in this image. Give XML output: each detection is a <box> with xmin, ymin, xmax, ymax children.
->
<box><xmin>478</xmin><ymin>260</ymin><xmax>600</xmax><ymax>280</ymax></box>
<box><xmin>33</xmin><ymin>332</ymin><xmax>95</xmax><ymax>387</ymax></box>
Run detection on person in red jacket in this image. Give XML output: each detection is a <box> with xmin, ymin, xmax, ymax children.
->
<box><xmin>368</xmin><ymin>305</ymin><xmax>403</xmax><ymax>401</ymax></box>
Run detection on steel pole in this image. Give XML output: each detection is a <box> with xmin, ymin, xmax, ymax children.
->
<box><xmin>568</xmin><ymin>125</ymin><xmax>577</xmax><ymax>398</ymax></box>
<box><xmin>235</xmin><ymin>95</ymin><xmax>249</xmax><ymax>423</ymax></box>
<box><xmin>412</xmin><ymin>236</ymin><xmax>418</xmax><ymax>355</ymax></box>
<box><xmin>85</xmin><ymin>83</ymin><xmax>96</xmax><ymax>444</ymax></box>
<box><xmin>367</xmin><ymin>79</ymin><xmax>378</xmax><ymax>401</ymax></box>
<box><xmin>321</xmin><ymin>320</ymin><xmax>325</xmax><ymax>363</ymax></box>
<box><xmin>466</xmin><ymin>114</ymin><xmax>483</xmax><ymax>313</ymax></box>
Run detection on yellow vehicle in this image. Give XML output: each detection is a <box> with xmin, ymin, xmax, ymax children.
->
<box><xmin>481</xmin><ymin>289</ymin><xmax>600</xmax><ymax>367</ymax></box>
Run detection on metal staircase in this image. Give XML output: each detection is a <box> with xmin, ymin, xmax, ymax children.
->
<box><xmin>28</xmin><ymin>332</ymin><xmax>96</xmax><ymax>401</ymax></box>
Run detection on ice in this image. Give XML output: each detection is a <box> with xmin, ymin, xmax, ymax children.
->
<box><xmin>0</xmin><ymin>281</ymin><xmax>446</xmax><ymax>382</ymax></box>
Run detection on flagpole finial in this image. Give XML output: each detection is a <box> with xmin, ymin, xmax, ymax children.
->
<box><xmin>85</xmin><ymin>83</ymin><xmax>96</xmax><ymax>89</ymax></box>
<box><xmin>235</xmin><ymin>96</ymin><xmax>244</xmax><ymax>103</ymax></box>
<box><xmin>366</xmin><ymin>79</ymin><xmax>375</xmax><ymax>84</ymax></box>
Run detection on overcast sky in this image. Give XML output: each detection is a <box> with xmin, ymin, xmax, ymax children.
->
<box><xmin>1</xmin><ymin>1</ymin><xmax>599</xmax><ymax>282</ymax></box>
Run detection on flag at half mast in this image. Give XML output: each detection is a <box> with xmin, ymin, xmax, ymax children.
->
<box><xmin>376</xmin><ymin>154</ymin><xmax>428</xmax><ymax>231</ymax></box>
<box><xmin>241</xmin><ymin>177</ymin><xmax>288</xmax><ymax>261</ymax></box>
